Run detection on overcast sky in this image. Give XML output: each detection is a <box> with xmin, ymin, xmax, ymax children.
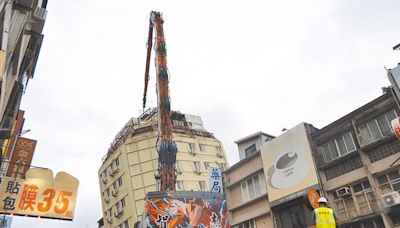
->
<box><xmin>10</xmin><ymin>0</ymin><xmax>400</xmax><ymax>227</ymax></box>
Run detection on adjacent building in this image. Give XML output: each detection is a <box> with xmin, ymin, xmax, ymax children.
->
<box><xmin>225</xmin><ymin>132</ymin><xmax>275</xmax><ymax>228</ymax></box>
<box><xmin>98</xmin><ymin>109</ymin><xmax>229</xmax><ymax>228</ymax></box>
<box><xmin>225</xmin><ymin>89</ymin><xmax>400</xmax><ymax>228</ymax></box>
<box><xmin>311</xmin><ymin>91</ymin><xmax>400</xmax><ymax>228</ymax></box>
<box><xmin>0</xmin><ymin>0</ymin><xmax>48</xmax><ymax>168</ymax></box>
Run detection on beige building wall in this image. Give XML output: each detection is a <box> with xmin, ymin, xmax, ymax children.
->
<box><xmin>225</xmin><ymin>152</ymin><xmax>274</xmax><ymax>228</ymax></box>
<box><xmin>99</xmin><ymin>119</ymin><xmax>228</xmax><ymax>228</ymax></box>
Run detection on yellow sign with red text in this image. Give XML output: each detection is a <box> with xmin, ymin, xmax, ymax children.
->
<box><xmin>0</xmin><ymin>168</ymin><xmax>79</xmax><ymax>220</ymax></box>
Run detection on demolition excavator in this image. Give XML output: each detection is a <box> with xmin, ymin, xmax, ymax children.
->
<box><xmin>142</xmin><ymin>11</ymin><xmax>177</xmax><ymax>192</ymax></box>
<box><xmin>139</xmin><ymin>11</ymin><xmax>229</xmax><ymax>228</ymax></box>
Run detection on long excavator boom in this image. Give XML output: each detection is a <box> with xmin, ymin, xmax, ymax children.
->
<box><xmin>143</xmin><ymin>11</ymin><xmax>177</xmax><ymax>191</ymax></box>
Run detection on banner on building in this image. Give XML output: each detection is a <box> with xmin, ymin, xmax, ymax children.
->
<box><xmin>2</xmin><ymin>110</ymin><xmax>25</xmax><ymax>157</ymax></box>
<box><xmin>143</xmin><ymin>191</ymin><xmax>229</xmax><ymax>227</ymax></box>
<box><xmin>207</xmin><ymin>167</ymin><xmax>223</xmax><ymax>194</ymax></box>
<box><xmin>0</xmin><ymin>168</ymin><xmax>79</xmax><ymax>220</ymax></box>
<box><xmin>261</xmin><ymin>123</ymin><xmax>319</xmax><ymax>207</ymax></box>
<box><xmin>6</xmin><ymin>137</ymin><xmax>36</xmax><ymax>178</ymax></box>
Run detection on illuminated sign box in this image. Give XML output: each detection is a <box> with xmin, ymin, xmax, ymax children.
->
<box><xmin>0</xmin><ymin>168</ymin><xmax>79</xmax><ymax>220</ymax></box>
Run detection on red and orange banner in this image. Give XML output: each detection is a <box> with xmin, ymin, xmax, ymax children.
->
<box><xmin>6</xmin><ymin>137</ymin><xmax>36</xmax><ymax>178</ymax></box>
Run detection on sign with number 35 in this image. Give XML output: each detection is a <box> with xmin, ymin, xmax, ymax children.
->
<box><xmin>0</xmin><ymin>168</ymin><xmax>79</xmax><ymax>220</ymax></box>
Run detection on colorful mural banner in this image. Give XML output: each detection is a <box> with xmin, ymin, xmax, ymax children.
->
<box><xmin>143</xmin><ymin>192</ymin><xmax>229</xmax><ymax>228</ymax></box>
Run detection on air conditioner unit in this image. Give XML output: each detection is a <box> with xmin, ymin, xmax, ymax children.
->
<box><xmin>176</xmin><ymin>166</ymin><xmax>183</xmax><ymax>173</ymax></box>
<box><xmin>114</xmin><ymin>208</ymin><xmax>123</xmax><ymax>218</ymax></box>
<box><xmin>33</xmin><ymin>6</ymin><xmax>47</xmax><ymax>21</ymax></box>
<box><xmin>104</xmin><ymin>196</ymin><xmax>110</xmax><ymax>203</ymax></box>
<box><xmin>109</xmin><ymin>167</ymin><xmax>116</xmax><ymax>177</ymax></box>
<box><xmin>195</xmin><ymin>168</ymin><xmax>201</xmax><ymax>174</ymax></box>
<box><xmin>101</xmin><ymin>176</ymin><xmax>108</xmax><ymax>184</ymax></box>
<box><xmin>382</xmin><ymin>191</ymin><xmax>400</xmax><ymax>208</ymax></box>
<box><xmin>336</xmin><ymin>187</ymin><xmax>351</xmax><ymax>198</ymax></box>
<box><xmin>112</xmin><ymin>187</ymin><xmax>118</xmax><ymax>196</ymax></box>
<box><xmin>112</xmin><ymin>165</ymin><xmax>119</xmax><ymax>173</ymax></box>
<box><xmin>107</xmin><ymin>216</ymin><xmax>113</xmax><ymax>223</ymax></box>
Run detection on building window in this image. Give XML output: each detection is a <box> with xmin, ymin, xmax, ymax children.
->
<box><xmin>176</xmin><ymin>161</ymin><xmax>183</xmax><ymax>173</ymax></box>
<box><xmin>193</xmin><ymin>161</ymin><xmax>202</xmax><ymax>173</ymax></box>
<box><xmin>199</xmin><ymin>144</ymin><xmax>206</xmax><ymax>152</ymax></box>
<box><xmin>215</xmin><ymin>146</ymin><xmax>223</xmax><ymax>157</ymax></box>
<box><xmin>244</xmin><ymin>144</ymin><xmax>257</xmax><ymax>157</ymax></box>
<box><xmin>377</xmin><ymin>169</ymin><xmax>400</xmax><ymax>194</ymax></box>
<box><xmin>241</xmin><ymin>173</ymin><xmax>265</xmax><ymax>201</ymax></box>
<box><xmin>358</xmin><ymin>110</ymin><xmax>397</xmax><ymax>146</ymax></box>
<box><xmin>332</xmin><ymin>191</ymin><xmax>357</xmax><ymax>221</ymax></box>
<box><xmin>120</xmin><ymin>220</ymin><xmax>129</xmax><ymax>228</ymax></box>
<box><xmin>177</xmin><ymin>181</ymin><xmax>184</xmax><ymax>191</ymax></box>
<box><xmin>238</xmin><ymin>219</ymin><xmax>256</xmax><ymax>228</ymax></box>
<box><xmin>219</xmin><ymin>163</ymin><xmax>226</xmax><ymax>172</ymax></box>
<box><xmin>117</xmin><ymin>177</ymin><xmax>123</xmax><ymax>187</ymax></box>
<box><xmin>199</xmin><ymin>181</ymin><xmax>207</xmax><ymax>191</ymax></box>
<box><xmin>117</xmin><ymin>197</ymin><xmax>126</xmax><ymax>208</ymax></box>
<box><xmin>353</xmin><ymin>180</ymin><xmax>378</xmax><ymax>215</ymax></box>
<box><xmin>114</xmin><ymin>157</ymin><xmax>120</xmax><ymax>166</ymax></box>
<box><xmin>188</xmin><ymin>143</ymin><xmax>196</xmax><ymax>154</ymax></box>
<box><xmin>319</xmin><ymin>132</ymin><xmax>356</xmax><ymax>162</ymax></box>
<box><xmin>204</xmin><ymin>162</ymin><xmax>210</xmax><ymax>170</ymax></box>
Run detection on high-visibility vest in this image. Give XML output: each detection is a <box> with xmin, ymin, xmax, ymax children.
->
<box><xmin>314</xmin><ymin>207</ymin><xmax>336</xmax><ymax>228</ymax></box>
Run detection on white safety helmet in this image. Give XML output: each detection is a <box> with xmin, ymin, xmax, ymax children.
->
<box><xmin>318</xmin><ymin>197</ymin><xmax>328</xmax><ymax>204</ymax></box>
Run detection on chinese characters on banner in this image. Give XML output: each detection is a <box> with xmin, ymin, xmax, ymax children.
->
<box><xmin>6</xmin><ymin>137</ymin><xmax>36</xmax><ymax>179</ymax></box>
<box><xmin>207</xmin><ymin>168</ymin><xmax>223</xmax><ymax>194</ymax></box>
<box><xmin>145</xmin><ymin>192</ymin><xmax>229</xmax><ymax>227</ymax></box>
<box><xmin>0</xmin><ymin>168</ymin><xmax>79</xmax><ymax>220</ymax></box>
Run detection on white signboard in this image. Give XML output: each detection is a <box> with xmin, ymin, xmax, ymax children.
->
<box><xmin>260</xmin><ymin>123</ymin><xmax>319</xmax><ymax>207</ymax></box>
<box><xmin>0</xmin><ymin>168</ymin><xmax>79</xmax><ymax>220</ymax></box>
<box><xmin>207</xmin><ymin>167</ymin><xmax>223</xmax><ymax>194</ymax></box>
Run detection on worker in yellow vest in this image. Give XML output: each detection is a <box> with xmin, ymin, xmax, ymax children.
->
<box><xmin>311</xmin><ymin>197</ymin><xmax>338</xmax><ymax>228</ymax></box>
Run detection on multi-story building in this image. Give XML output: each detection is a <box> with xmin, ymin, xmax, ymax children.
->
<box><xmin>98</xmin><ymin>109</ymin><xmax>229</xmax><ymax>228</ymax></box>
<box><xmin>0</xmin><ymin>0</ymin><xmax>48</xmax><ymax>163</ymax></box>
<box><xmin>225</xmin><ymin>132</ymin><xmax>275</xmax><ymax>228</ymax></box>
<box><xmin>311</xmin><ymin>90</ymin><xmax>400</xmax><ymax>228</ymax></box>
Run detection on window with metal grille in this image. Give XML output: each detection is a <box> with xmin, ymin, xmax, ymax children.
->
<box><xmin>238</xmin><ymin>219</ymin><xmax>256</xmax><ymax>228</ymax></box>
<box><xmin>319</xmin><ymin>132</ymin><xmax>356</xmax><ymax>163</ymax></box>
<box><xmin>367</xmin><ymin>139</ymin><xmax>400</xmax><ymax>162</ymax></box>
<box><xmin>325</xmin><ymin>156</ymin><xmax>363</xmax><ymax>180</ymax></box>
<box><xmin>358</xmin><ymin>110</ymin><xmax>397</xmax><ymax>146</ymax></box>
<box><xmin>241</xmin><ymin>173</ymin><xmax>266</xmax><ymax>202</ymax></box>
<box><xmin>245</xmin><ymin>144</ymin><xmax>257</xmax><ymax>158</ymax></box>
<box><xmin>353</xmin><ymin>180</ymin><xmax>378</xmax><ymax>215</ymax></box>
<box><xmin>332</xmin><ymin>191</ymin><xmax>357</xmax><ymax>221</ymax></box>
<box><xmin>377</xmin><ymin>169</ymin><xmax>400</xmax><ymax>194</ymax></box>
